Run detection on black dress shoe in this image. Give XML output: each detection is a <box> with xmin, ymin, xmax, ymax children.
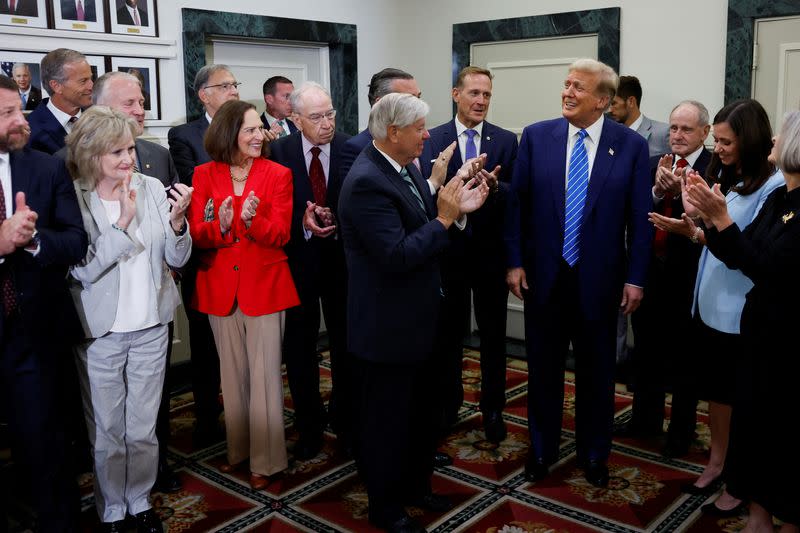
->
<box><xmin>99</xmin><ymin>520</ymin><xmax>126</xmax><ymax>533</ymax></box>
<box><xmin>192</xmin><ymin>422</ymin><xmax>224</xmax><ymax>449</ymax></box>
<box><xmin>384</xmin><ymin>514</ymin><xmax>427</xmax><ymax>533</ymax></box>
<box><xmin>293</xmin><ymin>437</ymin><xmax>323</xmax><ymax>461</ymax></box>
<box><xmin>483</xmin><ymin>411</ymin><xmax>507</xmax><ymax>444</ymax></box>
<box><xmin>524</xmin><ymin>457</ymin><xmax>549</xmax><ymax>482</ymax></box>
<box><xmin>681</xmin><ymin>474</ymin><xmax>722</xmax><ymax>495</ymax></box>
<box><xmin>408</xmin><ymin>493</ymin><xmax>453</xmax><ymax>513</ymax></box>
<box><xmin>154</xmin><ymin>459</ymin><xmax>182</xmax><ymax>493</ymax></box>
<box><xmin>701</xmin><ymin>499</ymin><xmax>747</xmax><ymax>517</ymax></box>
<box><xmin>583</xmin><ymin>460</ymin><xmax>610</xmax><ymax>487</ymax></box>
<box><xmin>134</xmin><ymin>509</ymin><xmax>163</xmax><ymax>533</ymax></box>
<box><xmin>432</xmin><ymin>452</ymin><xmax>453</xmax><ymax>467</ymax></box>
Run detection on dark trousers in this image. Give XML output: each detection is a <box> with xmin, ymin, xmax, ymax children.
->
<box><xmin>356</xmin><ymin>357</ymin><xmax>437</xmax><ymax>525</ymax></box>
<box><xmin>0</xmin><ymin>315</ymin><xmax>79</xmax><ymax>532</ymax></box>
<box><xmin>284</xmin><ymin>251</ymin><xmax>350</xmax><ymax>444</ymax></box>
<box><xmin>629</xmin><ymin>259</ymin><xmax>698</xmax><ymax>441</ymax></box>
<box><xmin>181</xmin><ymin>268</ymin><xmax>222</xmax><ymax>432</ymax></box>
<box><xmin>524</xmin><ymin>261</ymin><xmax>617</xmax><ymax>464</ymax></box>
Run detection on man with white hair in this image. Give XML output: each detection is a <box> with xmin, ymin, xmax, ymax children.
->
<box><xmin>269</xmin><ymin>82</ymin><xmax>352</xmax><ymax>460</ymax></box>
<box><xmin>12</xmin><ymin>63</ymin><xmax>42</xmax><ymax>111</ymax></box>
<box><xmin>505</xmin><ymin>59</ymin><xmax>652</xmax><ymax>487</ymax></box>
<box><xmin>339</xmin><ymin>92</ymin><xmax>488</xmax><ymax>533</ymax></box>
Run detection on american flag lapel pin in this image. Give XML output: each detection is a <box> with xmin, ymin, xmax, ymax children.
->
<box><xmin>608</xmin><ymin>148</ymin><xmax>615</xmax><ymax>156</ymax></box>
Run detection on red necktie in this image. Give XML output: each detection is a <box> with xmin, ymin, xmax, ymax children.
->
<box><xmin>0</xmin><ymin>175</ymin><xmax>18</xmax><ymax>317</ymax></box>
<box><xmin>309</xmin><ymin>146</ymin><xmax>327</xmax><ymax>207</ymax></box>
<box><xmin>9</xmin><ymin>0</ymin><xmax>16</xmax><ymax>12</ymax></box>
<box><xmin>654</xmin><ymin>158</ymin><xmax>688</xmax><ymax>257</ymax></box>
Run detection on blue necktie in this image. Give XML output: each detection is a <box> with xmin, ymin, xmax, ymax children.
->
<box><xmin>562</xmin><ymin>129</ymin><xmax>589</xmax><ymax>266</ymax></box>
<box><xmin>400</xmin><ymin>167</ymin><xmax>425</xmax><ymax>211</ymax></box>
<box><xmin>464</xmin><ymin>129</ymin><xmax>478</xmax><ymax>161</ymax></box>
<box><xmin>20</xmin><ymin>92</ymin><xmax>27</xmax><ymax>108</ymax></box>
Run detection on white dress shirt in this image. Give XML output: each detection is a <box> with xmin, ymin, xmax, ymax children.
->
<box><xmin>454</xmin><ymin>117</ymin><xmax>484</xmax><ymax>162</ymax></box>
<box><xmin>47</xmin><ymin>99</ymin><xmax>81</xmax><ymax>133</ymax></box>
<box><xmin>565</xmin><ymin>114</ymin><xmax>604</xmax><ymax>187</ymax></box>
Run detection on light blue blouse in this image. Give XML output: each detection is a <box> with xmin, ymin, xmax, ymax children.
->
<box><xmin>693</xmin><ymin>171</ymin><xmax>784</xmax><ymax>334</ymax></box>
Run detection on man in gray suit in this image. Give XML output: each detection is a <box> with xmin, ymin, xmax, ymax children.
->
<box><xmin>609</xmin><ymin>75</ymin><xmax>669</xmax><ymax>158</ymax></box>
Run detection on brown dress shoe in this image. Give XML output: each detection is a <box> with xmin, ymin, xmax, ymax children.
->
<box><xmin>219</xmin><ymin>461</ymin><xmax>245</xmax><ymax>474</ymax></box>
<box><xmin>249</xmin><ymin>473</ymin><xmax>269</xmax><ymax>490</ymax></box>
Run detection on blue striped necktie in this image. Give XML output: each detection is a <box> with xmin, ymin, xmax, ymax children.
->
<box><xmin>562</xmin><ymin>129</ymin><xmax>589</xmax><ymax>266</ymax></box>
<box><xmin>400</xmin><ymin>167</ymin><xmax>425</xmax><ymax>211</ymax></box>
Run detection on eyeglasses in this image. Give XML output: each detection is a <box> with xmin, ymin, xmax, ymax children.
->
<box><xmin>301</xmin><ymin>109</ymin><xmax>337</xmax><ymax>124</ymax></box>
<box><xmin>204</xmin><ymin>82</ymin><xmax>242</xmax><ymax>92</ymax></box>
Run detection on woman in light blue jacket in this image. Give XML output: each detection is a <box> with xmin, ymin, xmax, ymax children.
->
<box><xmin>651</xmin><ymin>99</ymin><xmax>781</xmax><ymax>518</ymax></box>
<box><xmin>66</xmin><ymin>106</ymin><xmax>192</xmax><ymax>533</ymax></box>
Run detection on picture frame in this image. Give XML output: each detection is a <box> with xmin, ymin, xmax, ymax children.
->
<box><xmin>0</xmin><ymin>0</ymin><xmax>48</xmax><ymax>28</ymax></box>
<box><xmin>0</xmin><ymin>50</ymin><xmax>46</xmax><ymax>112</ymax></box>
<box><xmin>109</xmin><ymin>0</ymin><xmax>156</xmax><ymax>37</ymax></box>
<box><xmin>110</xmin><ymin>56</ymin><xmax>158</xmax><ymax>120</ymax></box>
<box><xmin>52</xmin><ymin>0</ymin><xmax>106</xmax><ymax>33</ymax></box>
<box><xmin>84</xmin><ymin>54</ymin><xmax>107</xmax><ymax>82</ymax></box>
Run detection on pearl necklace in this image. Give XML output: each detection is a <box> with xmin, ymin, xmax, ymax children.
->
<box><xmin>230</xmin><ymin>162</ymin><xmax>251</xmax><ymax>183</ymax></box>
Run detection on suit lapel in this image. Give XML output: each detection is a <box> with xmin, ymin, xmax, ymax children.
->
<box><xmin>9</xmin><ymin>152</ymin><xmax>30</xmax><ymax>209</ymax></box>
<box><xmin>367</xmin><ymin>145</ymin><xmax>428</xmax><ymax>224</ymax></box>
<box><xmin>584</xmin><ymin>119</ymin><xmax>619</xmax><ymax>216</ymax></box>
<box><xmin>443</xmin><ymin>121</ymin><xmax>462</xmax><ymax>177</ymax></box>
<box><xmin>549</xmin><ymin>120</ymin><xmax>569</xmax><ymax>225</ymax></box>
<box><xmin>408</xmin><ymin>163</ymin><xmax>433</xmax><ymax>219</ymax></box>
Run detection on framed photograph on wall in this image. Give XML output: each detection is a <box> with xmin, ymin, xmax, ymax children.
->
<box><xmin>111</xmin><ymin>56</ymin><xmax>158</xmax><ymax>120</ymax></box>
<box><xmin>52</xmin><ymin>0</ymin><xmax>106</xmax><ymax>33</ymax></box>
<box><xmin>0</xmin><ymin>50</ymin><xmax>45</xmax><ymax>112</ymax></box>
<box><xmin>0</xmin><ymin>0</ymin><xmax>48</xmax><ymax>28</ymax></box>
<box><xmin>109</xmin><ymin>0</ymin><xmax>156</xmax><ymax>37</ymax></box>
<box><xmin>84</xmin><ymin>54</ymin><xmax>107</xmax><ymax>82</ymax></box>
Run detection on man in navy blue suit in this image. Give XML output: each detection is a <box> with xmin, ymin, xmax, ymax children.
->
<box><xmin>167</xmin><ymin>64</ymin><xmax>240</xmax><ymax>447</ymax></box>
<box><xmin>0</xmin><ymin>75</ymin><xmax>87</xmax><ymax>531</ymax></box>
<box><xmin>421</xmin><ymin>66</ymin><xmax>517</xmax><ymax>444</ymax></box>
<box><xmin>260</xmin><ymin>75</ymin><xmax>298</xmax><ymax>137</ymax></box>
<box><xmin>26</xmin><ymin>48</ymin><xmax>93</xmax><ymax>155</ymax></box>
<box><xmin>338</xmin><ymin>92</ymin><xmax>488</xmax><ymax>533</ymax></box>
<box><xmin>339</xmin><ymin>68</ymin><xmax>420</xmax><ymax>180</ymax></box>
<box><xmin>505</xmin><ymin>59</ymin><xmax>652</xmax><ymax>487</ymax></box>
<box><xmin>269</xmin><ymin>82</ymin><xmax>352</xmax><ymax>460</ymax></box>
<box><xmin>61</xmin><ymin>0</ymin><xmax>97</xmax><ymax>21</ymax></box>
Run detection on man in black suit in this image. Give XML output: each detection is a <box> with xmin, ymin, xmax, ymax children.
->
<box><xmin>116</xmin><ymin>0</ymin><xmax>148</xmax><ymax>26</ymax></box>
<box><xmin>61</xmin><ymin>0</ymin><xmax>97</xmax><ymax>21</ymax></box>
<box><xmin>26</xmin><ymin>48</ymin><xmax>93</xmax><ymax>154</ymax></box>
<box><xmin>338</xmin><ymin>92</ymin><xmax>488</xmax><ymax>533</ymax></box>
<box><xmin>168</xmin><ymin>64</ymin><xmax>240</xmax><ymax>447</ymax></box>
<box><xmin>11</xmin><ymin>63</ymin><xmax>42</xmax><ymax>111</ymax></box>
<box><xmin>0</xmin><ymin>74</ymin><xmax>87</xmax><ymax>532</ymax></box>
<box><xmin>0</xmin><ymin>0</ymin><xmax>38</xmax><ymax>16</ymax></box>
<box><xmin>269</xmin><ymin>82</ymin><xmax>351</xmax><ymax>460</ymax></box>
<box><xmin>421</xmin><ymin>66</ymin><xmax>518</xmax><ymax>444</ymax></box>
<box><xmin>620</xmin><ymin>100</ymin><xmax>712</xmax><ymax>457</ymax></box>
<box><xmin>261</xmin><ymin>75</ymin><xmax>297</xmax><ymax>137</ymax></box>
<box><xmin>339</xmin><ymin>68</ymin><xmax>421</xmax><ymax>180</ymax></box>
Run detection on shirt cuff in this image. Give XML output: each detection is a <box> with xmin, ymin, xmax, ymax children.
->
<box><xmin>454</xmin><ymin>214</ymin><xmax>467</xmax><ymax>231</ymax></box>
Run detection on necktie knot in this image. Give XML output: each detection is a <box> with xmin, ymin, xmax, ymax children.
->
<box><xmin>676</xmin><ymin>158</ymin><xmax>689</xmax><ymax>169</ymax></box>
<box><xmin>310</xmin><ymin>146</ymin><xmax>321</xmax><ymax>158</ymax></box>
<box><xmin>69</xmin><ymin>116</ymin><xmax>78</xmax><ymax>124</ymax></box>
<box><xmin>465</xmin><ymin>129</ymin><xmax>477</xmax><ymax>140</ymax></box>
<box><xmin>577</xmin><ymin>129</ymin><xmax>587</xmax><ymax>141</ymax></box>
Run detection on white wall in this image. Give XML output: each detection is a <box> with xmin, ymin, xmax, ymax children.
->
<box><xmin>396</xmin><ymin>0</ymin><xmax>729</xmax><ymax>129</ymax></box>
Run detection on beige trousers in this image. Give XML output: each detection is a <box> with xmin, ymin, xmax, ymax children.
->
<box><xmin>208</xmin><ymin>307</ymin><xmax>288</xmax><ymax>476</ymax></box>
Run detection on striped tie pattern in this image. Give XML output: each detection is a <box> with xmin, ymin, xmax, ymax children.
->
<box><xmin>400</xmin><ymin>167</ymin><xmax>425</xmax><ymax>211</ymax></box>
<box><xmin>562</xmin><ymin>129</ymin><xmax>589</xmax><ymax>266</ymax></box>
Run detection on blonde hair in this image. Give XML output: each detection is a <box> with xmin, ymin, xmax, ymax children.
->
<box><xmin>65</xmin><ymin>106</ymin><xmax>137</xmax><ymax>186</ymax></box>
<box><xmin>569</xmin><ymin>58</ymin><xmax>618</xmax><ymax>107</ymax></box>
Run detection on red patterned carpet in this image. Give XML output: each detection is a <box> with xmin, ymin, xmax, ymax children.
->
<box><xmin>13</xmin><ymin>350</ymin><xmax>753</xmax><ymax>532</ymax></box>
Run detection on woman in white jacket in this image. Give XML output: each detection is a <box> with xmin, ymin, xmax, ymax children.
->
<box><xmin>67</xmin><ymin>106</ymin><xmax>192</xmax><ymax>533</ymax></box>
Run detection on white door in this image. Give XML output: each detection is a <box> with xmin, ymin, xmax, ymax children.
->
<box><xmin>206</xmin><ymin>39</ymin><xmax>330</xmax><ymax>111</ymax></box>
<box><xmin>752</xmin><ymin>16</ymin><xmax>800</xmax><ymax>133</ymax></box>
<box><xmin>471</xmin><ymin>34</ymin><xmax>598</xmax><ymax>341</ymax></box>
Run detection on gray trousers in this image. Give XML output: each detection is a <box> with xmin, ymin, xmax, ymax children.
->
<box><xmin>75</xmin><ymin>324</ymin><xmax>167</xmax><ymax>522</ymax></box>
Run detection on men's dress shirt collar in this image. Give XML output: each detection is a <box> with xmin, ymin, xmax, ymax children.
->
<box><xmin>19</xmin><ymin>88</ymin><xmax>31</xmax><ymax>98</ymax></box>
<box><xmin>302</xmin><ymin>134</ymin><xmax>330</xmax><ymax>159</ymax></box>
<box><xmin>629</xmin><ymin>113</ymin><xmax>643</xmax><ymax>132</ymax></box>
<box><xmin>205</xmin><ymin>111</ymin><xmax>213</xmax><ymax>124</ymax></box>
<box><xmin>124</xmin><ymin>4</ymin><xmax>139</xmax><ymax>21</ymax></box>
<box><xmin>681</xmin><ymin>145</ymin><xmax>705</xmax><ymax>170</ymax></box>
<box><xmin>47</xmin><ymin>99</ymin><xmax>81</xmax><ymax>131</ymax></box>
<box><xmin>568</xmin><ymin>114</ymin><xmax>604</xmax><ymax>145</ymax></box>
<box><xmin>372</xmin><ymin>141</ymin><xmax>404</xmax><ymax>174</ymax></box>
<box><xmin>264</xmin><ymin>111</ymin><xmax>281</xmax><ymax>127</ymax></box>
<box><xmin>454</xmin><ymin>117</ymin><xmax>484</xmax><ymax>138</ymax></box>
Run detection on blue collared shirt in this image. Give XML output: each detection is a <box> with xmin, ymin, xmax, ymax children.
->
<box><xmin>693</xmin><ymin>171</ymin><xmax>784</xmax><ymax>333</ymax></box>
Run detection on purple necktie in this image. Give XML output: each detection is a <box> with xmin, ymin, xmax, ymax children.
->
<box><xmin>76</xmin><ymin>0</ymin><xmax>85</xmax><ymax>21</ymax></box>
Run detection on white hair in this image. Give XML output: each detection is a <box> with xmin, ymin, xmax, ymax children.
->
<box><xmin>290</xmin><ymin>81</ymin><xmax>331</xmax><ymax>115</ymax></box>
<box><xmin>368</xmin><ymin>93</ymin><xmax>429</xmax><ymax>141</ymax></box>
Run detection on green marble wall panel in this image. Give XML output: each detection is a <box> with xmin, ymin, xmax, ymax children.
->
<box><xmin>181</xmin><ymin>8</ymin><xmax>358</xmax><ymax>134</ymax></box>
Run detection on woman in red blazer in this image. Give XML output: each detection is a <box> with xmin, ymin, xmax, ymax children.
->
<box><xmin>188</xmin><ymin>100</ymin><xmax>299</xmax><ymax>489</ymax></box>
